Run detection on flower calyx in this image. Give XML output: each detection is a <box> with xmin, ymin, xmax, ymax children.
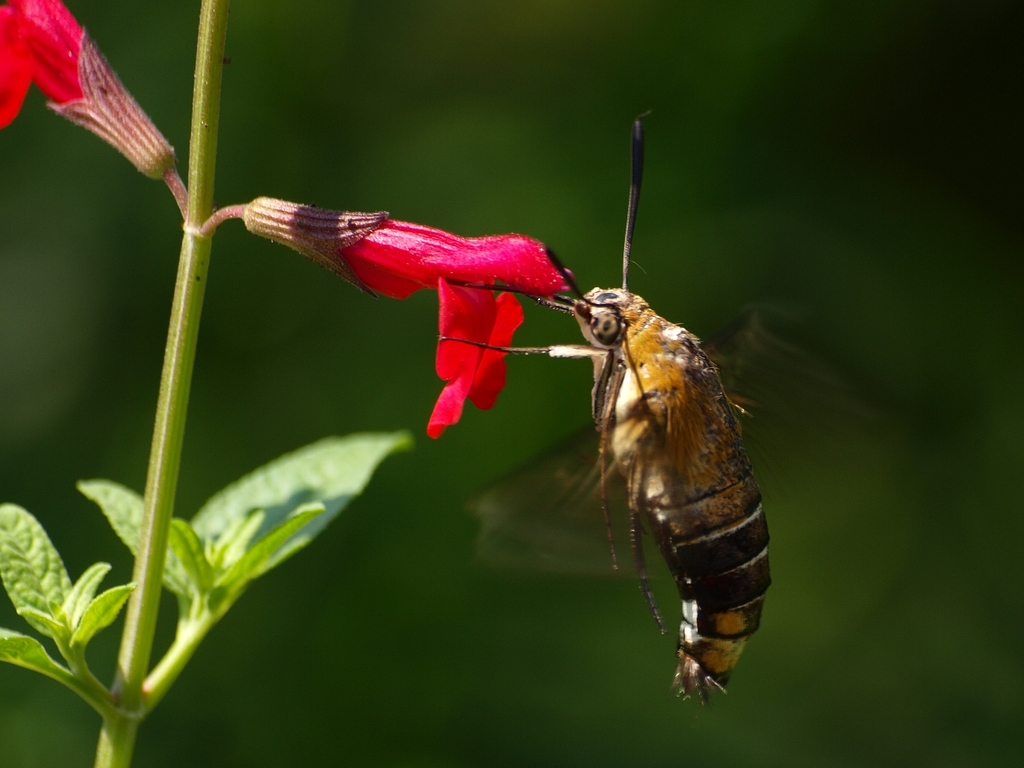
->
<box><xmin>49</xmin><ymin>33</ymin><xmax>176</xmax><ymax>178</ymax></box>
<box><xmin>242</xmin><ymin>196</ymin><xmax>390</xmax><ymax>295</ymax></box>
<box><xmin>1</xmin><ymin>1</ymin><xmax>175</xmax><ymax>178</ymax></box>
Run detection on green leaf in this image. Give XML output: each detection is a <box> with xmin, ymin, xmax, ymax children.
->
<box><xmin>0</xmin><ymin>627</ymin><xmax>72</xmax><ymax>681</ymax></box>
<box><xmin>70</xmin><ymin>583</ymin><xmax>136</xmax><ymax>649</ymax></box>
<box><xmin>255</xmin><ymin>504</ymin><xmax>326</xmax><ymax>575</ymax></box>
<box><xmin>77</xmin><ymin>480</ymin><xmax>192</xmax><ymax>598</ymax></box>
<box><xmin>192</xmin><ymin>432</ymin><xmax>412</xmax><ymax>548</ymax></box>
<box><xmin>16</xmin><ymin>607</ymin><xmax>68</xmax><ymax>642</ymax></box>
<box><xmin>207</xmin><ymin>509</ymin><xmax>265</xmax><ymax>571</ymax></box>
<box><xmin>260</xmin><ymin>532</ymin><xmax>313</xmax><ymax>573</ymax></box>
<box><xmin>210</xmin><ymin>505</ymin><xmax>324</xmax><ymax>611</ymax></box>
<box><xmin>76</xmin><ymin>480</ymin><xmax>144</xmax><ymax>554</ymax></box>
<box><xmin>168</xmin><ymin>519</ymin><xmax>213</xmax><ymax>594</ymax></box>
<box><xmin>63</xmin><ymin>562</ymin><xmax>111</xmax><ymax>630</ymax></box>
<box><xmin>0</xmin><ymin>504</ymin><xmax>73</xmax><ymax>619</ymax></box>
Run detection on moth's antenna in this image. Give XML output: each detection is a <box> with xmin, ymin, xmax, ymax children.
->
<box><xmin>622</xmin><ymin>115</ymin><xmax>647</xmax><ymax>291</ymax></box>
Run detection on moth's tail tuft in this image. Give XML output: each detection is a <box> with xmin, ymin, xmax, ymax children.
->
<box><xmin>671</xmin><ymin>654</ymin><xmax>726</xmax><ymax>704</ymax></box>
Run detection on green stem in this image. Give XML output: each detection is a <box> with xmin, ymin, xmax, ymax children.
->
<box><xmin>94</xmin><ymin>2</ymin><xmax>232</xmax><ymax>767</ymax></box>
<box><xmin>56</xmin><ymin>639</ymin><xmax>117</xmax><ymax>718</ymax></box>
<box><xmin>68</xmin><ymin>667</ymin><xmax>117</xmax><ymax>718</ymax></box>
<box><xmin>29</xmin><ymin>656</ymin><xmax>115</xmax><ymax>719</ymax></box>
<box><xmin>93</xmin><ymin>715</ymin><xmax>138</xmax><ymax>768</ymax></box>
<box><xmin>142</xmin><ymin>612</ymin><xmax>216</xmax><ymax>713</ymax></box>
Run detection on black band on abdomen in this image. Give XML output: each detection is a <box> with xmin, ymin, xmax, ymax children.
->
<box><xmin>689</xmin><ymin>547</ymin><xmax>771</xmax><ymax>612</ymax></box>
<box><xmin>671</xmin><ymin>498</ymin><xmax>768</xmax><ymax>577</ymax></box>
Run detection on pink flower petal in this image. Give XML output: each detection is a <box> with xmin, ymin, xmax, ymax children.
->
<box><xmin>341</xmin><ymin>220</ymin><xmax>565</xmax><ymax>299</ymax></box>
<box><xmin>468</xmin><ymin>291</ymin><xmax>523</xmax><ymax>410</ymax></box>
<box><xmin>339</xmin><ymin>217</ymin><xmax>566</xmax><ymax>437</ymax></box>
<box><xmin>0</xmin><ymin>7</ymin><xmax>32</xmax><ymax>128</ymax></box>
<box><xmin>426</xmin><ymin>373</ymin><xmax>473</xmax><ymax>439</ymax></box>
<box><xmin>427</xmin><ymin>279</ymin><xmax>495</xmax><ymax>438</ymax></box>
<box><xmin>434</xmin><ymin>281</ymin><xmax>494</xmax><ymax>379</ymax></box>
<box><xmin>11</xmin><ymin>0</ymin><xmax>82</xmax><ymax>104</ymax></box>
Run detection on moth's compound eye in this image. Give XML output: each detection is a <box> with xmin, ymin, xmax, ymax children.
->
<box><xmin>591</xmin><ymin>312</ymin><xmax>622</xmax><ymax>346</ymax></box>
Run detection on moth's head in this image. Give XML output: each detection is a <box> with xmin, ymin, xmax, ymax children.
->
<box><xmin>574</xmin><ymin>288</ymin><xmax>647</xmax><ymax>348</ymax></box>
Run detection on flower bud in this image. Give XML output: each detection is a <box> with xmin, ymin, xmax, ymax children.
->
<box><xmin>242</xmin><ymin>196</ymin><xmax>389</xmax><ymax>295</ymax></box>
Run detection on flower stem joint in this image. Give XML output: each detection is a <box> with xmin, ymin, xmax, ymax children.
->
<box><xmin>1</xmin><ymin>0</ymin><xmax>175</xmax><ymax>178</ymax></box>
<box><xmin>242</xmin><ymin>196</ymin><xmax>568</xmax><ymax>437</ymax></box>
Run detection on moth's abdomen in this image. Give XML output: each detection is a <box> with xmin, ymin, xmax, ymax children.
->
<box><xmin>647</xmin><ymin>469</ymin><xmax>770</xmax><ymax>698</ymax></box>
<box><xmin>675</xmin><ymin>492</ymin><xmax>769</xmax><ymax>613</ymax></box>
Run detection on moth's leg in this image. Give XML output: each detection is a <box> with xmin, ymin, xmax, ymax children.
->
<box><xmin>629</xmin><ymin>465</ymin><xmax>665</xmax><ymax>633</ymax></box>
<box><xmin>597</xmin><ymin>357</ymin><xmax>624</xmax><ymax>570</ymax></box>
<box><xmin>439</xmin><ymin>337</ymin><xmax>605</xmax><ymax>359</ymax></box>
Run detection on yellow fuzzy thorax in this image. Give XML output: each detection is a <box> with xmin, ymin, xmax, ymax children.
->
<box><xmin>617</xmin><ymin>296</ymin><xmax>738</xmax><ymax>492</ymax></box>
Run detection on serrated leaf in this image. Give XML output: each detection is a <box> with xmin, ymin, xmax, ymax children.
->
<box><xmin>16</xmin><ymin>607</ymin><xmax>68</xmax><ymax>642</ymax></box>
<box><xmin>192</xmin><ymin>433</ymin><xmax>411</xmax><ymax>549</ymax></box>
<box><xmin>0</xmin><ymin>504</ymin><xmax>73</xmax><ymax>618</ymax></box>
<box><xmin>210</xmin><ymin>505</ymin><xmax>324</xmax><ymax>610</ymax></box>
<box><xmin>63</xmin><ymin>562</ymin><xmax>111</xmax><ymax>629</ymax></box>
<box><xmin>207</xmin><ymin>509</ymin><xmax>265</xmax><ymax>571</ymax></box>
<box><xmin>76</xmin><ymin>480</ymin><xmax>144</xmax><ymax>554</ymax></box>
<box><xmin>0</xmin><ymin>628</ymin><xmax>72</xmax><ymax>681</ymax></box>
<box><xmin>77</xmin><ymin>480</ymin><xmax>192</xmax><ymax>598</ymax></box>
<box><xmin>168</xmin><ymin>519</ymin><xmax>213</xmax><ymax>594</ymax></box>
<box><xmin>70</xmin><ymin>583</ymin><xmax>136</xmax><ymax>649</ymax></box>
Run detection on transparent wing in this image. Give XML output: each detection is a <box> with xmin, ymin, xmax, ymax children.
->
<box><xmin>472</xmin><ymin>309</ymin><xmax>870</xmax><ymax>575</ymax></box>
<box><xmin>469</xmin><ymin>428</ymin><xmax>633</xmax><ymax>575</ymax></box>
<box><xmin>702</xmin><ymin>305</ymin><xmax>875</xmax><ymax>474</ymax></box>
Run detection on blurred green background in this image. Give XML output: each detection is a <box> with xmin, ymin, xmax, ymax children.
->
<box><xmin>1</xmin><ymin>0</ymin><xmax>1021</xmax><ymax>766</ymax></box>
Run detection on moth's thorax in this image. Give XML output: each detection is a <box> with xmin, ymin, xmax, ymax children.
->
<box><xmin>575</xmin><ymin>288</ymin><xmax>752</xmax><ymax>513</ymax></box>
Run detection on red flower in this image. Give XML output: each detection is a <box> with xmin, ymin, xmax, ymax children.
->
<box><xmin>340</xmin><ymin>220</ymin><xmax>565</xmax><ymax>301</ymax></box>
<box><xmin>0</xmin><ymin>8</ymin><xmax>31</xmax><ymax>127</ymax></box>
<box><xmin>0</xmin><ymin>0</ymin><xmax>83</xmax><ymax>128</ymax></box>
<box><xmin>339</xmin><ymin>220</ymin><xmax>565</xmax><ymax>437</ymax></box>
<box><xmin>429</xmin><ymin>281</ymin><xmax>524</xmax><ymax>438</ymax></box>
<box><xmin>241</xmin><ymin>200</ymin><xmax>567</xmax><ymax>437</ymax></box>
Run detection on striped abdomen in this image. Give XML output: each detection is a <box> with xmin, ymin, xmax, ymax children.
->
<box><xmin>644</xmin><ymin>469</ymin><xmax>769</xmax><ymax>697</ymax></box>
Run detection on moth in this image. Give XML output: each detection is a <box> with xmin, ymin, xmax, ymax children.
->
<box><xmin>462</xmin><ymin>119</ymin><xmax>770</xmax><ymax>700</ymax></box>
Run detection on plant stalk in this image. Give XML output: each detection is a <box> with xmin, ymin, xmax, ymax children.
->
<box><xmin>142</xmin><ymin>613</ymin><xmax>213</xmax><ymax>713</ymax></box>
<box><xmin>94</xmin><ymin>2</ymin><xmax>232</xmax><ymax>766</ymax></box>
